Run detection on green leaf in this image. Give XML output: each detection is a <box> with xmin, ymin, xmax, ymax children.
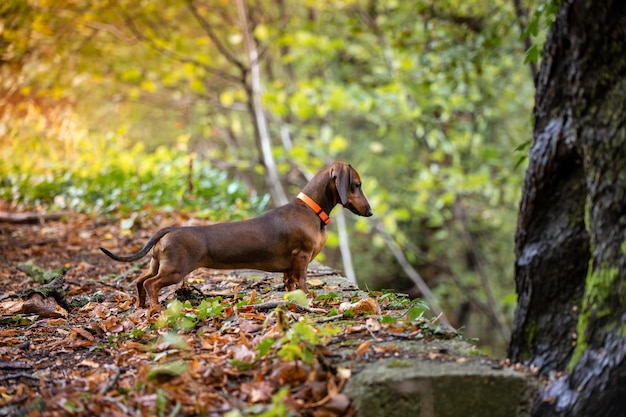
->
<box><xmin>256</xmin><ymin>337</ymin><xmax>275</xmax><ymax>357</ymax></box>
<box><xmin>381</xmin><ymin>314</ymin><xmax>398</xmax><ymax>324</ymax></box>
<box><xmin>407</xmin><ymin>306</ymin><xmax>426</xmax><ymax>322</ymax></box>
<box><xmin>284</xmin><ymin>289</ymin><xmax>308</xmax><ymax>307</ymax></box>
<box><xmin>524</xmin><ymin>44</ymin><xmax>540</xmax><ymax>64</ymax></box>
<box><xmin>146</xmin><ymin>362</ymin><xmax>188</xmax><ymax>382</ymax></box>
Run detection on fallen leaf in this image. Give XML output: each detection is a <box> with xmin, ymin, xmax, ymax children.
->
<box><xmin>231</xmin><ymin>344</ymin><xmax>255</xmax><ymax>363</ymax></box>
<box><xmin>339</xmin><ymin>298</ymin><xmax>379</xmax><ymax>315</ymax></box>
<box><xmin>355</xmin><ymin>341</ymin><xmax>371</xmax><ymax>356</ymax></box>
<box><xmin>336</xmin><ymin>367</ymin><xmax>351</xmax><ymax>379</ymax></box>
<box><xmin>77</xmin><ymin>359</ymin><xmax>100</xmax><ymax>368</ymax></box>
<box><xmin>240</xmin><ymin>380</ymin><xmax>274</xmax><ymax>403</ymax></box>
<box><xmin>74</xmin><ymin>327</ymin><xmax>95</xmax><ymax>341</ymax></box>
<box><xmin>146</xmin><ymin>362</ymin><xmax>188</xmax><ymax>383</ymax></box>
<box><xmin>21</xmin><ymin>293</ymin><xmax>68</xmax><ymax>318</ymax></box>
<box><xmin>307</xmin><ymin>278</ymin><xmax>324</xmax><ymax>287</ymax></box>
<box><xmin>0</xmin><ymin>300</ymin><xmax>24</xmax><ymax>315</ymax></box>
<box><xmin>318</xmin><ymin>393</ymin><xmax>351</xmax><ymax>414</ymax></box>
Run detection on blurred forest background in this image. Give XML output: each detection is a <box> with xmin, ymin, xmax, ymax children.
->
<box><xmin>0</xmin><ymin>0</ymin><xmax>552</xmax><ymax>354</ymax></box>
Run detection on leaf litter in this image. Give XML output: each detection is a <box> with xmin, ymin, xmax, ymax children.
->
<box><xmin>0</xmin><ymin>212</ymin><xmax>460</xmax><ymax>416</ymax></box>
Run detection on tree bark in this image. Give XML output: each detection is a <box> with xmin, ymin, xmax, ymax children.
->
<box><xmin>509</xmin><ymin>1</ymin><xmax>626</xmax><ymax>415</ymax></box>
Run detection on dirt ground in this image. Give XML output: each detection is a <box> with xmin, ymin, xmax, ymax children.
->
<box><xmin>0</xmin><ymin>212</ymin><xmax>366</xmax><ymax>416</ymax></box>
<box><xmin>1</xmin><ymin>210</ymin><xmax>476</xmax><ymax>417</ymax></box>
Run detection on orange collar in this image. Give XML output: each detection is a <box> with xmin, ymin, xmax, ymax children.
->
<box><xmin>297</xmin><ymin>192</ymin><xmax>331</xmax><ymax>225</ymax></box>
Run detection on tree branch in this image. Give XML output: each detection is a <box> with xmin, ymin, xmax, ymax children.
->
<box><xmin>113</xmin><ymin>1</ymin><xmax>242</xmax><ymax>84</ymax></box>
<box><xmin>186</xmin><ymin>0</ymin><xmax>247</xmax><ymax>75</ymax></box>
<box><xmin>373</xmin><ymin>220</ymin><xmax>450</xmax><ymax>326</ymax></box>
<box><xmin>452</xmin><ymin>199</ymin><xmax>510</xmax><ymax>341</ymax></box>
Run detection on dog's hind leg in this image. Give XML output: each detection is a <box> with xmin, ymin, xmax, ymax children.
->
<box><xmin>136</xmin><ymin>258</ymin><xmax>159</xmax><ymax>307</ymax></box>
<box><xmin>143</xmin><ymin>266</ymin><xmax>193</xmax><ymax>308</ymax></box>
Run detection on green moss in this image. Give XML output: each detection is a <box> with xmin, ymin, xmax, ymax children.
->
<box><xmin>523</xmin><ymin>320</ymin><xmax>539</xmax><ymax>361</ymax></box>
<box><xmin>569</xmin><ymin>307</ymin><xmax>588</xmax><ymax>372</ymax></box>
<box><xmin>568</xmin><ymin>263</ymin><xmax>619</xmax><ymax>372</ymax></box>
<box><xmin>386</xmin><ymin>359</ymin><xmax>413</xmax><ymax>368</ymax></box>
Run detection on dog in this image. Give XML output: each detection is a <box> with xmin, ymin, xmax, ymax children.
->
<box><xmin>100</xmin><ymin>162</ymin><xmax>373</xmax><ymax>307</ymax></box>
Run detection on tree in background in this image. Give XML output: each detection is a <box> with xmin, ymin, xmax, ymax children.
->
<box><xmin>509</xmin><ymin>1</ymin><xmax>626</xmax><ymax>415</ymax></box>
<box><xmin>1</xmin><ymin>0</ymin><xmax>535</xmax><ymax>353</ymax></box>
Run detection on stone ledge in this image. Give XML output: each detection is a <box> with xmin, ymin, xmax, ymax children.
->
<box><xmin>345</xmin><ymin>358</ymin><xmax>536</xmax><ymax>417</ymax></box>
<box><xmin>300</xmin><ymin>264</ymin><xmax>538</xmax><ymax>417</ymax></box>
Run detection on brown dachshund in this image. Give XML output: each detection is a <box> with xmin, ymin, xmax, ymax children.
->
<box><xmin>100</xmin><ymin>162</ymin><xmax>373</xmax><ymax>307</ymax></box>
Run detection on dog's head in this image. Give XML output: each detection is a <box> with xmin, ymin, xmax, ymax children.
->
<box><xmin>330</xmin><ymin>162</ymin><xmax>373</xmax><ymax>217</ymax></box>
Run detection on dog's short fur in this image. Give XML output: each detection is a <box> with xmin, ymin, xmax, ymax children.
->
<box><xmin>101</xmin><ymin>162</ymin><xmax>372</xmax><ymax>307</ymax></box>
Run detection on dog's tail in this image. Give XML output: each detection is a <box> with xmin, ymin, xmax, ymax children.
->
<box><xmin>100</xmin><ymin>228</ymin><xmax>172</xmax><ymax>262</ymax></box>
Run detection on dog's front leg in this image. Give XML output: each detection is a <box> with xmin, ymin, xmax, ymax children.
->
<box><xmin>282</xmin><ymin>271</ymin><xmax>297</xmax><ymax>291</ymax></box>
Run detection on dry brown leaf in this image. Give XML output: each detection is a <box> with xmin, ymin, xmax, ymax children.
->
<box><xmin>269</xmin><ymin>362</ymin><xmax>309</xmax><ymax>386</ymax></box>
<box><xmin>231</xmin><ymin>344</ymin><xmax>255</xmax><ymax>363</ymax></box>
<box><xmin>240</xmin><ymin>380</ymin><xmax>274</xmax><ymax>403</ymax></box>
<box><xmin>339</xmin><ymin>297</ymin><xmax>379</xmax><ymax>316</ymax></box>
<box><xmin>0</xmin><ymin>328</ymin><xmax>22</xmax><ymax>337</ymax></box>
<box><xmin>21</xmin><ymin>293</ymin><xmax>68</xmax><ymax>318</ymax></box>
<box><xmin>74</xmin><ymin>327</ymin><xmax>95</xmax><ymax>341</ymax></box>
<box><xmin>77</xmin><ymin>359</ymin><xmax>100</xmax><ymax>368</ymax></box>
<box><xmin>0</xmin><ymin>299</ymin><xmax>24</xmax><ymax>315</ymax></box>
<box><xmin>355</xmin><ymin>341</ymin><xmax>371</xmax><ymax>356</ymax></box>
<box><xmin>307</xmin><ymin>278</ymin><xmax>324</xmax><ymax>287</ymax></box>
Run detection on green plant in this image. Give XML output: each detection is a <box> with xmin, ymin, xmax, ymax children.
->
<box><xmin>276</xmin><ymin>320</ymin><xmax>339</xmax><ymax>364</ymax></box>
<box><xmin>197</xmin><ymin>297</ymin><xmax>225</xmax><ymax>320</ymax></box>
<box><xmin>0</xmin><ymin>136</ymin><xmax>269</xmax><ymax>220</ymax></box>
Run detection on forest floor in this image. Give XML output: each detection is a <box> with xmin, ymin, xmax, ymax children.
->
<box><xmin>0</xmin><ymin>210</ymin><xmax>473</xmax><ymax>417</ymax></box>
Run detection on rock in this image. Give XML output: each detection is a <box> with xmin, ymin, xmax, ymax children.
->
<box><xmin>345</xmin><ymin>357</ymin><xmax>537</xmax><ymax>417</ymax></box>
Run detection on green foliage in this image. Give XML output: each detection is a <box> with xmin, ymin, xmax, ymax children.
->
<box><xmin>197</xmin><ymin>297</ymin><xmax>225</xmax><ymax>319</ymax></box>
<box><xmin>0</xmin><ymin>0</ymin><xmax>541</xmax><ymax>354</ymax></box>
<box><xmin>146</xmin><ymin>362</ymin><xmax>188</xmax><ymax>383</ymax></box>
<box><xmin>276</xmin><ymin>320</ymin><xmax>340</xmax><ymax>364</ymax></box>
<box><xmin>283</xmin><ymin>290</ymin><xmax>308</xmax><ymax>307</ymax></box>
<box><xmin>0</xmin><ymin>134</ymin><xmax>268</xmax><ymax>219</ymax></box>
<box><xmin>255</xmin><ymin>337</ymin><xmax>276</xmax><ymax>358</ymax></box>
<box><xmin>17</xmin><ymin>261</ymin><xmax>69</xmax><ymax>284</ymax></box>
<box><xmin>254</xmin><ymin>387</ymin><xmax>292</xmax><ymax>417</ymax></box>
<box><xmin>153</xmin><ymin>298</ymin><xmax>227</xmax><ymax>332</ymax></box>
<box><xmin>522</xmin><ymin>0</ymin><xmax>562</xmax><ymax>64</ymax></box>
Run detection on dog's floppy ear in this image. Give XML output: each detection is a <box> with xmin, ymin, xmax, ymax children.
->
<box><xmin>331</xmin><ymin>163</ymin><xmax>352</xmax><ymax>205</ymax></box>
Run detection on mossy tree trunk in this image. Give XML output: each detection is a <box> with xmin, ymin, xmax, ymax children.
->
<box><xmin>509</xmin><ymin>1</ymin><xmax>626</xmax><ymax>415</ymax></box>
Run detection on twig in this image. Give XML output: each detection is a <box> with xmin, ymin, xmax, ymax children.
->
<box><xmin>0</xmin><ymin>211</ymin><xmax>70</xmax><ymax>224</ymax></box>
<box><xmin>0</xmin><ymin>372</ymin><xmax>41</xmax><ymax>382</ymax></box>
<box><xmin>187</xmin><ymin>0</ymin><xmax>245</xmax><ymax>72</ymax></box>
<box><xmin>253</xmin><ymin>300</ymin><xmax>326</xmax><ymax>314</ymax></box>
<box><xmin>0</xmin><ymin>361</ymin><xmax>32</xmax><ymax>370</ymax></box>
<box><xmin>101</xmin><ymin>397</ymin><xmax>132</xmax><ymax>415</ymax></box>
<box><xmin>316</xmin><ymin>314</ymin><xmax>345</xmax><ymax>323</ymax></box>
<box><xmin>373</xmin><ymin>220</ymin><xmax>450</xmax><ymax>325</ymax></box>
<box><xmin>432</xmin><ymin>311</ymin><xmax>444</xmax><ymax>324</ymax></box>
<box><xmin>100</xmin><ymin>365</ymin><xmax>121</xmax><ymax>395</ymax></box>
<box><xmin>452</xmin><ymin>200</ymin><xmax>510</xmax><ymax>341</ymax></box>
<box><xmin>113</xmin><ymin>0</ymin><xmax>240</xmax><ymax>84</ymax></box>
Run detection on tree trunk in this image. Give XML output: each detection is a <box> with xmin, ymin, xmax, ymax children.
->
<box><xmin>509</xmin><ymin>1</ymin><xmax>626</xmax><ymax>415</ymax></box>
<box><xmin>235</xmin><ymin>0</ymin><xmax>288</xmax><ymax>206</ymax></box>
